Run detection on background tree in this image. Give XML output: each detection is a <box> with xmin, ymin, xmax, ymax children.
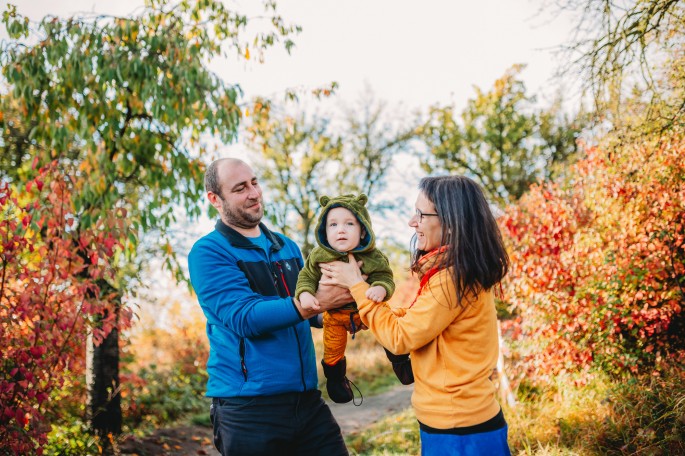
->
<box><xmin>335</xmin><ymin>88</ymin><xmax>419</xmax><ymax>211</ymax></box>
<box><xmin>550</xmin><ymin>0</ymin><xmax>685</xmax><ymax>128</ymax></box>
<box><xmin>245</xmin><ymin>91</ymin><xmax>419</xmax><ymax>257</ymax></box>
<box><xmin>419</xmin><ymin>65</ymin><xmax>586</xmax><ymax>205</ymax></box>
<box><xmin>0</xmin><ymin>0</ymin><xmax>298</xmax><ymax>449</ymax></box>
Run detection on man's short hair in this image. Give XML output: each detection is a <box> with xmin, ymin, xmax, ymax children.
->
<box><xmin>204</xmin><ymin>158</ymin><xmax>247</xmax><ymax>196</ymax></box>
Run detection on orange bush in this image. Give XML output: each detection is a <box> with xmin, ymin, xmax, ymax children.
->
<box><xmin>501</xmin><ymin>131</ymin><xmax>685</xmax><ymax>381</ymax></box>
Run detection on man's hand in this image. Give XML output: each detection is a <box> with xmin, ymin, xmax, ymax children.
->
<box><xmin>314</xmin><ymin>282</ymin><xmax>354</xmax><ymax>311</ymax></box>
<box><xmin>292</xmin><ymin>284</ymin><xmax>353</xmax><ymax>320</ymax></box>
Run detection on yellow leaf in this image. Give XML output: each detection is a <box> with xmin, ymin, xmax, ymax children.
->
<box><xmin>245</xmin><ymin>47</ymin><xmax>250</xmax><ymax>60</ymax></box>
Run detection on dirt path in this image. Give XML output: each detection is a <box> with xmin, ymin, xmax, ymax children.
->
<box><xmin>328</xmin><ymin>384</ymin><xmax>413</xmax><ymax>434</ymax></box>
<box><xmin>120</xmin><ymin>385</ymin><xmax>413</xmax><ymax>455</ymax></box>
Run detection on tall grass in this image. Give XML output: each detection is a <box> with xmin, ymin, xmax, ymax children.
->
<box><xmin>346</xmin><ymin>408</ymin><xmax>419</xmax><ymax>456</ymax></box>
<box><xmin>342</xmin><ymin>366</ymin><xmax>685</xmax><ymax>455</ymax></box>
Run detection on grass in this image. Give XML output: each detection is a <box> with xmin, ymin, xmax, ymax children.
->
<box><xmin>345</xmin><ymin>407</ymin><xmax>419</xmax><ymax>456</ymax></box>
<box><xmin>337</xmin><ymin>366</ymin><xmax>685</xmax><ymax>456</ymax></box>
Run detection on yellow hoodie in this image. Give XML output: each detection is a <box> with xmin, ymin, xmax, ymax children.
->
<box><xmin>350</xmin><ymin>268</ymin><xmax>501</xmax><ymax>429</ymax></box>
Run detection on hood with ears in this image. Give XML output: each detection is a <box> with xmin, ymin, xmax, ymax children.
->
<box><xmin>315</xmin><ymin>193</ymin><xmax>375</xmax><ymax>254</ymax></box>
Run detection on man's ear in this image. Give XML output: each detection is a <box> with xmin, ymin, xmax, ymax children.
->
<box><xmin>207</xmin><ymin>192</ymin><xmax>222</xmax><ymax>211</ymax></box>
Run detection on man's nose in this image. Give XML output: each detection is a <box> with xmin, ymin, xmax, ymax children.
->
<box><xmin>246</xmin><ymin>184</ymin><xmax>260</xmax><ymax>198</ymax></box>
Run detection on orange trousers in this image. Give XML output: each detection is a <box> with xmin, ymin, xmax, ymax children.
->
<box><xmin>322</xmin><ymin>309</ymin><xmax>365</xmax><ymax>366</ymax></box>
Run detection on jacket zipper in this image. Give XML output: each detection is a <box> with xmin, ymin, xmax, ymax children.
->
<box><xmin>239</xmin><ymin>338</ymin><xmax>248</xmax><ymax>381</ymax></box>
<box><xmin>275</xmin><ymin>262</ymin><xmax>292</xmax><ymax>296</ymax></box>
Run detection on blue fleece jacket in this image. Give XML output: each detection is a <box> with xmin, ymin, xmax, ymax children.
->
<box><xmin>188</xmin><ymin>220</ymin><xmax>318</xmax><ymax>398</ymax></box>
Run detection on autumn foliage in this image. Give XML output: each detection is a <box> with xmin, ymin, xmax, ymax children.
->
<box><xmin>501</xmin><ymin>131</ymin><xmax>685</xmax><ymax>380</ymax></box>
<box><xmin>0</xmin><ymin>162</ymin><xmax>129</xmax><ymax>454</ymax></box>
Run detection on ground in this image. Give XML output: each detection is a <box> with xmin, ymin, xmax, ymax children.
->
<box><xmin>119</xmin><ymin>385</ymin><xmax>413</xmax><ymax>455</ymax></box>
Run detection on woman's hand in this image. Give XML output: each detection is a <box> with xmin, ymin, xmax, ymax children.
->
<box><xmin>319</xmin><ymin>253</ymin><xmax>365</xmax><ymax>289</ymax></box>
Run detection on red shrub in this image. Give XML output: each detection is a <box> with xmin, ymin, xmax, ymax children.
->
<box><xmin>501</xmin><ymin>133</ymin><xmax>685</xmax><ymax>381</ymax></box>
<box><xmin>1</xmin><ymin>162</ymin><xmax>128</xmax><ymax>453</ymax></box>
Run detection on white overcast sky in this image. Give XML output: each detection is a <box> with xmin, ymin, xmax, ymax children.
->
<box><xmin>12</xmin><ymin>0</ymin><xmax>574</xmax><ymax>110</ymax></box>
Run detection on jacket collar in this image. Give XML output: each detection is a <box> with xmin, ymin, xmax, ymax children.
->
<box><xmin>215</xmin><ymin>219</ymin><xmax>284</xmax><ymax>252</ymax></box>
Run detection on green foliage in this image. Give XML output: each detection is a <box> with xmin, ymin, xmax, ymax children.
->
<box><xmin>0</xmin><ymin>0</ymin><xmax>299</xmax><ymax>282</ymax></box>
<box><xmin>121</xmin><ymin>364</ymin><xmax>209</xmax><ymax>431</ymax></box>
<box><xmin>419</xmin><ymin>65</ymin><xmax>587</xmax><ymax>205</ymax></box>
<box><xmin>44</xmin><ymin>420</ymin><xmax>100</xmax><ymax>456</ymax></box>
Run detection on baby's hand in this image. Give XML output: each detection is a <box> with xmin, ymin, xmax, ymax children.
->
<box><xmin>365</xmin><ymin>285</ymin><xmax>387</xmax><ymax>303</ymax></box>
<box><xmin>299</xmin><ymin>292</ymin><xmax>320</xmax><ymax>311</ymax></box>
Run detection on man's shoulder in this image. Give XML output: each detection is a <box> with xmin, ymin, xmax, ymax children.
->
<box><xmin>191</xmin><ymin>229</ymin><xmax>222</xmax><ymax>249</ymax></box>
<box><xmin>188</xmin><ymin>229</ymin><xmax>231</xmax><ymax>262</ymax></box>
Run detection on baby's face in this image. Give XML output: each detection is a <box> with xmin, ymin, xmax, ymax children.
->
<box><xmin>325</xmin><ymin>207</ymin><xmax>364</xmax><ymax>253</ymax></box>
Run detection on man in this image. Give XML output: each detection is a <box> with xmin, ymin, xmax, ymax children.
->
<box><xmin>188</xmin><ymin>158</ymin><xmax>350</xmax><ymax>455</ymax></box>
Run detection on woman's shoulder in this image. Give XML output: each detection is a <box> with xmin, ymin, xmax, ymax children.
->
<box><xmin>425</xmin><ymin>268</ymin><xmax>493</xmax><ymax>306</ymax></box>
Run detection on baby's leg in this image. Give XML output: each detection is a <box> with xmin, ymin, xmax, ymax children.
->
<box><xmin>323</xmin><ymin>311</ymin><xmax>350</xmax><ymax>366</ymax></box>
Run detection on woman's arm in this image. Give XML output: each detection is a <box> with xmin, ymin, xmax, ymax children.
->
<box><xmin>350</xmin><ymin>271</ymin><xmax>462</xmax><ymax>354</ymax></box>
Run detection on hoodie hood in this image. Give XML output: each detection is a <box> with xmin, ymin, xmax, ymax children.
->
<box><xmin>315</xmin><ymin>193</ymin><xmax>375</xmax><ymax>254</ymax></box>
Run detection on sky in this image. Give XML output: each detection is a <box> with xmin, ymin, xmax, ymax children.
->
<box><xmin>12</xmin><ymin>0</ymin><xmax>573</xmax><ymax>110</ymax></box>
<box><xmin>8</xmin><ymin>0</ymin><xmax>575</xmax><ymax>246</ymax></box>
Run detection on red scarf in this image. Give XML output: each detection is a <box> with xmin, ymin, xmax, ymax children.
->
<box><xmin>410</xmin><ymin>246</ymin><xmax>448</xmax><ymax>308</ymax></box>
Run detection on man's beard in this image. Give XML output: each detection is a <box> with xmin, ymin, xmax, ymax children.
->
<box><xmin>222</xmin><ymin>199</ymin><xmax>263</xmax><ymax>229</ymax></box>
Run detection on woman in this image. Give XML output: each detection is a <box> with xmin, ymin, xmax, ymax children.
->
<box><xmin>320</xmin><ymin>175</ymin><xmax>511</xmax><ymax>455</ymax></box>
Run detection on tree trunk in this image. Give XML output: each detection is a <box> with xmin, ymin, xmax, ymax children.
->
<box><xmin>87</xmin><ymin>284</ymin><xmax>122</xmax><ymax>454</ymax></box>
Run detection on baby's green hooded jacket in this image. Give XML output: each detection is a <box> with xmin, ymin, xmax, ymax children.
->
<box><xmin>295</xmin><ymin>194</ymin><xmax>394</xmax><ymax>305</ymax></box>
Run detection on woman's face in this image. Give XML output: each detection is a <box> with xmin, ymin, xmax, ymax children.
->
<box><xmin>409</xmin><ymin>192</ymin><xmax>442</xmax><ymax>252</ymax></box>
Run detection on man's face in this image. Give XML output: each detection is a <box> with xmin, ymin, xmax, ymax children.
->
<box><xmin>212</xmin><ymin>162</ymin><xmax>263</xmax><ymax>230</ymax></box>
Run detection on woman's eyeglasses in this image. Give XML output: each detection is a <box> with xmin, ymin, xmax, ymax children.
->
<box><xmin>415</xmin><ymin>208</ymin><xmax>439</xmax><ymax>222</ymax></box>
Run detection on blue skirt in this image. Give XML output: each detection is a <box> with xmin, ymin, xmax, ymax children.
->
<box><xmin>420</xmin><ymin>425</ymin><xmax>511</xmax><ymax>456</ymax></box>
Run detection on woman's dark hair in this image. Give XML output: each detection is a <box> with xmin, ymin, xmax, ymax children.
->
<box><xmin>410</xmin><ymin>175</ymin><xmax>509</xmax><ymax>307</ymax></box>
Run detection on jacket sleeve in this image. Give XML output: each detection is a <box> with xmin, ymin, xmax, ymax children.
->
<box><xmin>364</xmin><ymin>250</ymin><xmax>396</xmax><ymax>299</ymax></box>
<box><xmin>350</xmin><ymin>270</ymin><xmax>463</xmax><ymax>354</ymax></box>
<box><xmin>294</xmin><ymin>252</ymin><xmax>322</xmax><ymax>299</ymax></box>
<box><xmin>188</xmin><ymin>238</ymin><xmax>302</xmax><ymax>338</ymax></box>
